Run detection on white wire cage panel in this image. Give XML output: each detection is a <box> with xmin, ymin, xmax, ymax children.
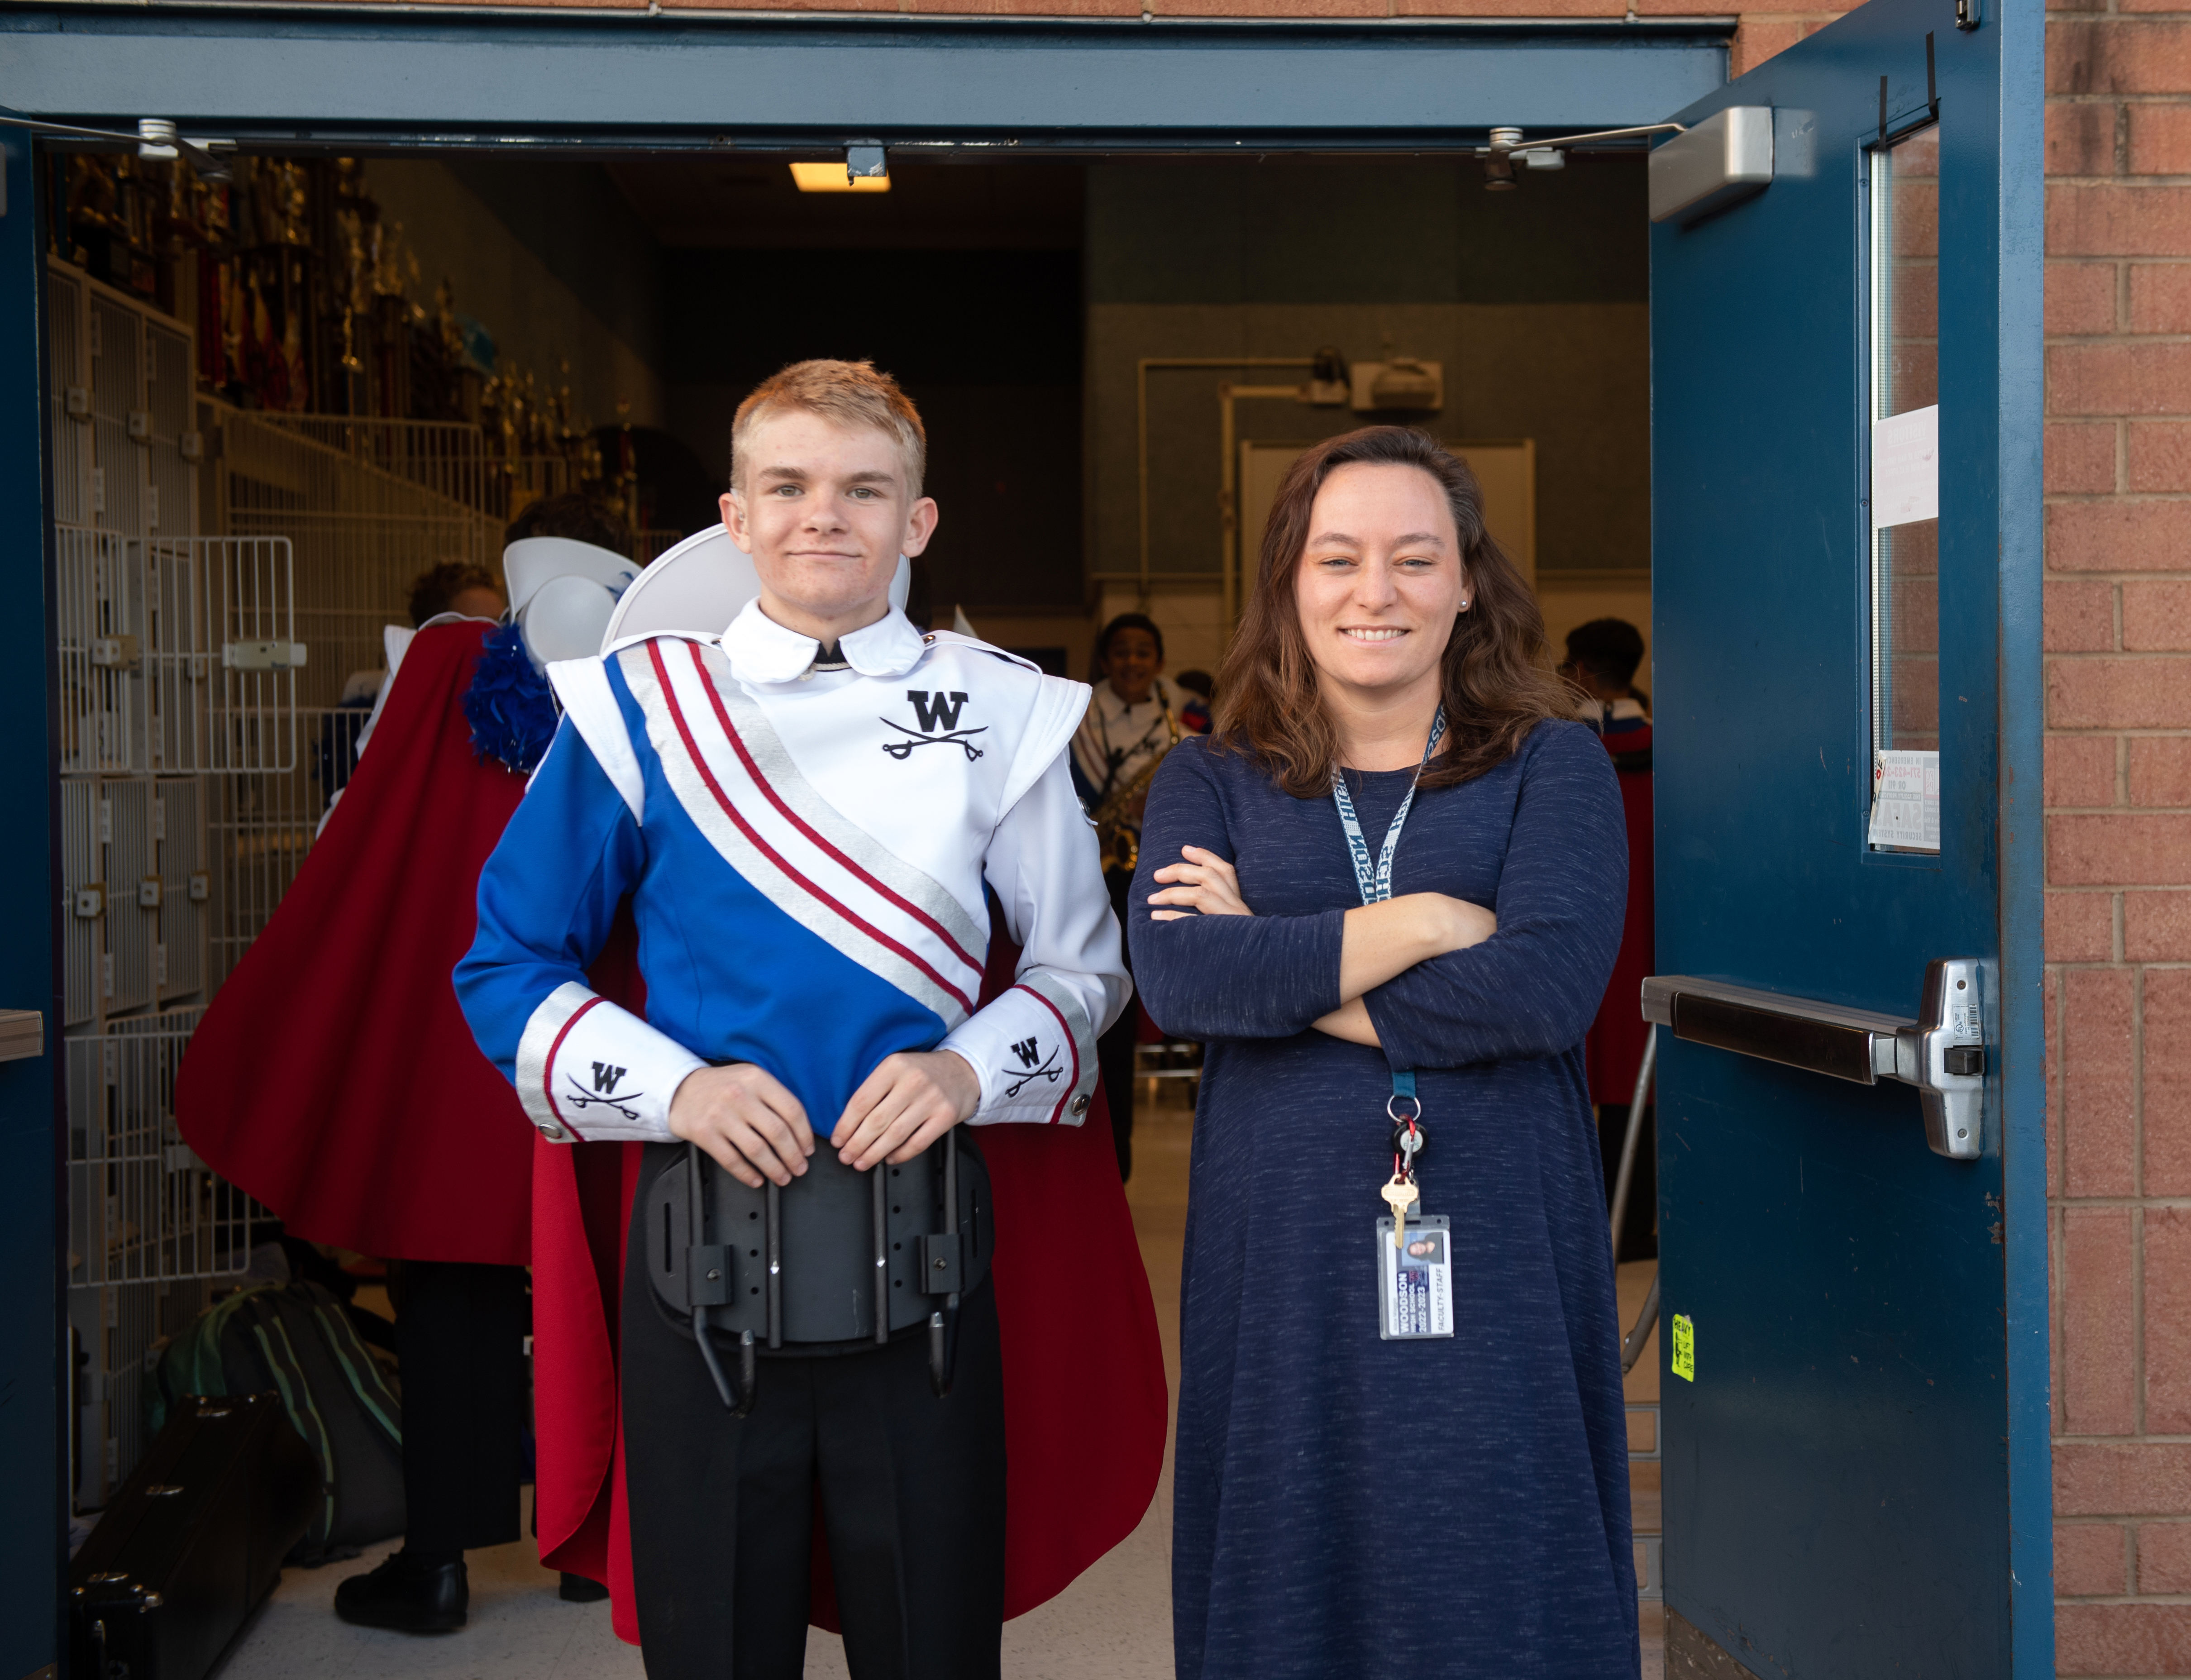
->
<box><xmin>155</xmin><ymin>778</ymin><xmax>210</xmax><ymax>1006</ymax></box>
<box><xmin>65</xmin><ymin>1007</ymin><xmax>257</xmax><ymax>1508</ymax></box>
<box><xmin>143</xmin><ymin>535</ymin><xmax>301</xmax><ymax>775</ymax></box>
<box><xmin>204</xmin><ymin>711</ymin><xmax>353</xmax><ymax>995</ymax></box>
<box><xmin>55</xmin><ymin>524</ymin><xmax>149</xmax><ymax>777</ymax></box>
<box><xmin>510</xmin><ymin>453</ymin><xmax>581</xmax><ymax>513</ymax></box>
<box><xmin>68</xmin><ymin>1278</ymin><xmax>201</xmax><ymax>1511</ymax></box>
<box><xmin>48</xmin><ymin>261</ymin><xmax>93</xmax><ymax>529</ymax></box>
<box><xmin>257</xmin><ymin>415</ymin><xmax>498</xmax><ymax>516</ymax></box>
<box><xmin>206</xmin><ymin>404</ymin><xmax>500</xmax><ymax>706</ymax></box>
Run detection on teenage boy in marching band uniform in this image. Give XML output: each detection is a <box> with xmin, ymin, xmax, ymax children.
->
<box><xmin>455</xmin><ymin>361</ymin><xmax>1137</xmax><ymax>1677</ymax></box>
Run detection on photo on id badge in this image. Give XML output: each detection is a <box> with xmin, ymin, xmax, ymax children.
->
<box><xmin>1378</xmin><ymin>1214</ymin><xmax>1455</xmax><ymax>1341</ymax></box>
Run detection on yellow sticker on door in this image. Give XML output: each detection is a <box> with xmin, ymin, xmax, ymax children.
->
<box><xmin>1671</xmin><ymin>1313</ymin><xmax>1695</xmax><ymax>1382</ymax></box>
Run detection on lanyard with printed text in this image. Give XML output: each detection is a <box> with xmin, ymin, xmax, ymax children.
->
<box><xmin>1331</xmin><ymin>707</ymin><xmax>1446</xmax><ymax>1243</ymax></box>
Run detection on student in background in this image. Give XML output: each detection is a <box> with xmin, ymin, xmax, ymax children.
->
<box><xmin>320</xmin><ymin>563</ymin><xmax>507</xmax><ymax>802</ymax></box>
<box><xmin>1172</xmin><ymin>668</ymin><xmax>1216</xmax><ymax>735</ymax></box>
<box><xmin>411</xmin><ymin>560</ymin><xmax>507</xmax><ymax>628</ymax></box>
<box><xmin>1559</xmin><ymin>617</ymin><xmax>1656</xmax><ymax>1261</ymax></box>
<box><xmin>1072</xmin><ymin>613</ymin><xmax>1192</xmax><ymax>1181</ymax></box>
<box><xmin>179</xmin><ymin>498</ymin><xmax>633</xmax><ymax>1632</ymax></box>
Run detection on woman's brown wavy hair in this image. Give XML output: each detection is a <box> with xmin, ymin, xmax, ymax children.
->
<box><xmin>1212</xmin><ymin>426</ymin><xmax>1569</xmax><ymax>797</ymax></box>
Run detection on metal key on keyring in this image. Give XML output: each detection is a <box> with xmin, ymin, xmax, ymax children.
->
<box><xmin>1382</xmin><ymin>1173</ymin><xmax>1419</xmax><ymax>1248</ymax></box>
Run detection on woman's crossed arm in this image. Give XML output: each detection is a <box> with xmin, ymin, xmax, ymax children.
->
<box><xmin>1147</xmin><ymin>847</ymin><xmax>1494</xmax><ymax>1046</ymax></box>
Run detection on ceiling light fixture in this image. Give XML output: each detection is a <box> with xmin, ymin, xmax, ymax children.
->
<box><xmin>789</xmin><ymin>162</ymin><xmax>890</xmax><ymax>194</ymax></box>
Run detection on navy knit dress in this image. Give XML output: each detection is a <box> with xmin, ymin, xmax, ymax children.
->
<box><xmin>1128</xmin><ymin>721</ymin><xmax>1637</xmax><ymax>1680</ymax></box>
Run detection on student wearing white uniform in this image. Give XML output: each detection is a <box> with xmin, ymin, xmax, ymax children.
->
<box><xmin>1070</xmin><ymin>613</ymin><xmax>1193</xmax><ymax>1181</ymax></box>
<box><xmin>455</xmin><ymin>361</ymin><xmax>1130</xmax><ymax>1678</ymax></box>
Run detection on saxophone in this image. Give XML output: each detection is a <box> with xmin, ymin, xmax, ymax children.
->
<box><xmin>1092</xmin><ymin>698</ymin><xmax>1182</xmax><ymax>877</ymax></box>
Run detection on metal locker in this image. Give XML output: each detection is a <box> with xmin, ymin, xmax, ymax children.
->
<box><xmin>46</xmin><ymin>261</ymin><xmax>93</xmax><ymax>530</ymax></box>
<box><xmin>63</xmin><ymin>1007</ymin><xmax>228</xmax><ymax>1512</ymax></box>
<box><xmin>155</xmin><ymin>778</ymin><xmax>208</xmax><ymax>1004</ymax></box>
<box><xmin>142</xmin><ymin>316</ymin><xmax>198</xmax><ymax>541</ymax></box>
<box><xmin>145</xmin><ymin>539</ymin><xmax>207</xmax><ymax>773</ymax></box>
<box><xmin>60</xmin><ymin>781</ymin><xmax>102</xmax><ymax>1029</ymax></box>
<box><xmin>54</xmin><ymin>525</ymin><xmax>148</xmax><ymax>776</ymax></box>
<box><xmin>101</xmin><ymin>778</ymin><xmax>156</xmax><ymax>1016</ymax></box>
<box><xmin>88</xmin><ymin>292</ymin><xmax>145</xmax><ymax>538</ymax></box>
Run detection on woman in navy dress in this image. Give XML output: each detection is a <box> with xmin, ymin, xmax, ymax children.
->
<box><xmin>1130</xmin><ymin>426</ymin><xmax>1636</xmax><ymax>1677</ymax></box>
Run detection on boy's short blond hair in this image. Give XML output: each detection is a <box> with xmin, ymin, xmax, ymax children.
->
<box><xmin>730</xmin><ymin>359</ymin><xmax>927</xmax><ymax>499</ymax></box>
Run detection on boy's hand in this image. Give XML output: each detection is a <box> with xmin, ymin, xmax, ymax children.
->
<box><xmin>668</xmin><ymin>1063</ymin><xmax>814</xmax><ymax>1188</ymax></box>
<box><xmin>832</xmin><ymin>1051</ymin><xmax>982</xmax><ymax>1172</ymax></box>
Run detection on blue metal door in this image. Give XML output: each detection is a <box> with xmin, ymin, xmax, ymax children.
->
<box><xmin>1650</xmin><ymin>0</ymin><xmax>2045</xmax><ymax>1673</ymax></box>
<box><xmin>0</xmin><ymin>117</ymin><xmax>65</xmax><ymax>1680</ymax></box>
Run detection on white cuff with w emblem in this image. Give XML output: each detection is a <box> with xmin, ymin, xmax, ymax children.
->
<box><xmin>514</xmin><ymin>981</ymin><xmax>706</xmax><ymax>1144</ymax></box>
<box><xmin>940</xmin><ymin>971</ymin><xmax>1101</xmax><ymax>1127</ymax></box>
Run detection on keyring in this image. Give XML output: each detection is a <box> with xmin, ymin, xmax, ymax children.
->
<box><xmin>1387</xmin><ymin>1092</ymin><xmax>1422</xmax><ymax>1124</ymax></box>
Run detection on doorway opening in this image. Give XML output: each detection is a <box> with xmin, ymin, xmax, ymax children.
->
<box><xmin>40</xmin><ymin>136</ymin><xmax>1663</xmax><ymax>1666</ymax></box>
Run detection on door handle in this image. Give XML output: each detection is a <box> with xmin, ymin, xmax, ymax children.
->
<box><xmin>1640</xmin><ymin>959</ymin><xmax>1985</xmax><ymax>1161</ymax></box>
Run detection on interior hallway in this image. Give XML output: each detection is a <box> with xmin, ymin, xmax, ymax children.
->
<box><xmin>212</xmin><ymin>1091</ymin><xmax>1660</xmax><ymax>1678</ymax></box>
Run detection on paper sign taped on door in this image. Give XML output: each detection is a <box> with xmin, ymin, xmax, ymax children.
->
<box><xmin>1872</xmin><ymin>404</ymin><xmax>1939</xmax><ymax>530</ymax></box>
<box><xmin>1868</xmin><ymin>749</ymin><xmax>1940</xmax><ymax>852</ymax></box>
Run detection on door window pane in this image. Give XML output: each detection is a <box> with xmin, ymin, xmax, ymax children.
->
<box><xmin>1868</xmin><ymin>123</ymin><xmax>1940</xmax><ymax>854</ymax></box>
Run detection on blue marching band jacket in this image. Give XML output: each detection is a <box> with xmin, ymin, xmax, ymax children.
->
<box><xmin>454</xmin><ymin>601</ymin><xmax>1131</xmax><ymax>1154</ymax></box>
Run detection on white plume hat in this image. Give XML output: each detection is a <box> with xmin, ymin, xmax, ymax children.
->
<box><xmin>502</xmin><ymin>538</ymin><xmax>640</xmax><ymax>617</ymax></box>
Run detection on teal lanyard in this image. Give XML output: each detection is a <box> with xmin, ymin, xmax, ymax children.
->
<box><xmin>1329</xmin><ymin>707</ymin><xmax>1446</xmax><ymax>1125</ymax></box>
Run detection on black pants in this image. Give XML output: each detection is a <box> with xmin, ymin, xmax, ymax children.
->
<box><xmin>391</xmin><ymin>1258</ymin><xmax>529</xmax><ymax>1554</ymax></box>
<box><xmin>1098</xmin><ymin>867</ymin><xmax>1137</xmax><ymax>1182</ymax></box>
<box><xmin>621</xmin><ymin>1172</ymin><xmax>1007</xmax><ymax>1680</ymax></box>
<box><xmin>1597</xmin><ymin>1104</ymin><xmax>1658</xmax><ymax>1263</ymax></box>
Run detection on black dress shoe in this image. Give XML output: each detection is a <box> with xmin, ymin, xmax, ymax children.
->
<box><xmin>559</xmin><ymin>1571</ymin><xmax>610</xmax><ymax>1603</ymax></box>
<box><xmin>334</xmin><ymin>1550</ymin><xmax>468</xmax><ymax>1633</ymax></box>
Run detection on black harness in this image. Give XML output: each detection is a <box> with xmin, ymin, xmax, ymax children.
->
<box><xmin>645</xmin><ymin>1129</ymin><xmax>993</xmax><ymax>1414</ymax></box>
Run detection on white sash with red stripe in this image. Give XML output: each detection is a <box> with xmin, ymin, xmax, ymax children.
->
<box><xmin>618</xmin><ymin>636</ymin><xmax>992</xmax><ymax>1027</ymax></box>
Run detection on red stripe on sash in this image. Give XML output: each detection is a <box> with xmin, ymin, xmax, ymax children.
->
<box><xmin>544</xmin><ymin>995</ymin><xmax>602</xmax><ymax>1140</ymax></box>
<box><xmin>682</xmin><ymin>641</ymin><xmax>986</xmax><ymax>983</ymax></box>
<box><xmin>1011</xmin><ymin>983</ymin><xmax>1080</xmax><ymax>1126</ymax></box>
<box><xmin>647</xmin><ymin>641</ymin><xmax>977</xmax><ymax>1018</ymax></box>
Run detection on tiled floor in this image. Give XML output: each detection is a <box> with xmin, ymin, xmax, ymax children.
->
<box><xmin>214</xmin><ymin>1093</ymin><xmax>1658</xmax><ymax>1678</ymax></box>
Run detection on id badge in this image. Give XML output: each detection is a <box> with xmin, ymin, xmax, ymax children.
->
<box><xmin>1375</xmin><ymin>1213</ymin><xmax>1455</xmax><ymax>1340</ymax></box>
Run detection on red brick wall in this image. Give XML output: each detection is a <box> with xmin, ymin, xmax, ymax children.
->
<box><xmin>2048</xmin><ymin>1</ymin><xmax>2191</xmax><ymax>1671</ymax></box>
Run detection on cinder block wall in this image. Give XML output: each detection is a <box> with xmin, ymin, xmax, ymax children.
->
<box><xmin>2046</xmin><ymin>3</ymin><xmax>2191</xmax><ymax>1673</ymax></box>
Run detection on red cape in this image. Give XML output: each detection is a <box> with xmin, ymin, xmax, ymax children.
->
<box><xmin>1583</xmin><ymin>723</ymin><xmax>1654</xmax><ymax>1107</ymax></box>
<box><xmin>176</xmin><ymin>621</ymin><xmax>537</xmax><ymax>1265</ymax></box>
<box><xmin>176</xmin><ymin>622</ymin><xmax>1169</xmax><ymax>1632</ymax></box>
<box><xmin>534</xmin><ymin>933</ymin><xmax>1169</xmax><ymax>1641</ymax></box>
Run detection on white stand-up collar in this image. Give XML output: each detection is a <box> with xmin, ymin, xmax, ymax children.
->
<box><xmin>721</xmin><ymin>599</ymin><xmax>928</xmax><ymax>685</ymax></box>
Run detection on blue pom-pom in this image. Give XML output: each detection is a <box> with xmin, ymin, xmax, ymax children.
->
<box><xmin>463</xmin><ymin>621</ymin><xmax>559</xmax><ymax>775</ymax></box>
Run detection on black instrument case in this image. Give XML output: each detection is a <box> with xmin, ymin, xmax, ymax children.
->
<box><xmin>69</xmin><ymin>1391</ymin><xmax>320</xmax><ymax>1680</ymax></box>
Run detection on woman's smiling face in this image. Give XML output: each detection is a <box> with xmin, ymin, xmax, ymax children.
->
<box><xmin>1292</xmin><ymin>461</ymin><xmax>1467</xmax><ymax>704</ymax></box>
